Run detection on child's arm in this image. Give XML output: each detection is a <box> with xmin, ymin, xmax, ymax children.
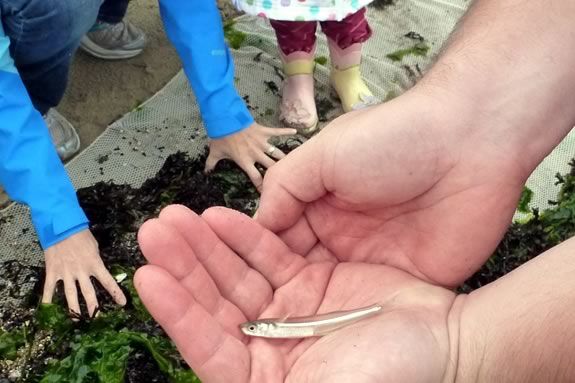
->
<box><xmin>157</xmin><ymin>0</ymin><xmax>254</xmax><ymax>139</ymax></box>
<box><xmin>0</xmin><ymin>21</ymin><xmax>88</xmax><ymax>249</ymax></box>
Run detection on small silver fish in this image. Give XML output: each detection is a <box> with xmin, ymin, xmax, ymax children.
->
<box><xmin>240</xmin><ymin>304</ymin><xmax>383</xmax><ymax>338</ymax></box>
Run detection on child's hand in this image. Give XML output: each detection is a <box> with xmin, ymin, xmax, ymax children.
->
<box><xmin>205</xmin><ymin>123</ymin><xmax>297</xmax><ymax>190</ymax></box>
<box><xmin>43</xmin><ymin>229</ymin><xmax>127</xmax><ymax>318</ymax></box>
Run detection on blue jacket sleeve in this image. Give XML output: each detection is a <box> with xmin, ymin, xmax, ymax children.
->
<box><xmin>0</xmin><ymin>24</ymin><xmax>88</xmax><ymax>249</ymax></box>
<box><xmin>158</xmin><ymin>0</ymin><xmax>254</xmax><ymax>138</ymax></box>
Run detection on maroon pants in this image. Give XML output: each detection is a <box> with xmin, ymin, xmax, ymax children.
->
<box><xmin>270</xmin><ymin>8</ymin><xmax>372</xmax><ymax>55</ymax></box>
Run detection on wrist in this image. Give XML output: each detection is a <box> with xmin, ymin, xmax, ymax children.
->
<box><xmin>452</xmin><ymin>237</ymin><xmax>575</xmax><ymax>382</ymax></box>
<box><xmin>414</xmin><ymin>0</ymin><xmax>575</xmax><ymax>181</ymax></box>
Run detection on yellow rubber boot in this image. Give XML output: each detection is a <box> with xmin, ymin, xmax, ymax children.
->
<box><xmin>279</xmin><ymin>49</ymin><xmax>319</xmax><ymax>135</ymax></box>
<box><xmin>328</xmin><ymin>39</ymin><xmax>378</xmax><ymax>113</ymax></box>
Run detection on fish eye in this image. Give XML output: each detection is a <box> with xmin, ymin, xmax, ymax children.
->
<box><xmin>248</xmin><ymin>325</ymin><xmax>256</xmax><ymax>331</ymax></box>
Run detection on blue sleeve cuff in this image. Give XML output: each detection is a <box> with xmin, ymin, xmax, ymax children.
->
<box><xmin>204</xmin><ymin>97</ymin><xmax>254</xmax><ymax>139</ymax></box>
<box><xmin>40</xmin><ymin>222</ymin><xmax>90</xmax><ymax>249</ymax></box>
<box><xmin>32</xmin><ymin>199</ymin><xmax>89</xmax><ymax>249</ymax></box>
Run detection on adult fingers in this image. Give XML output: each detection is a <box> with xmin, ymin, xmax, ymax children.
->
<box><xmin>202</xmin><ymin>207</ymin><xmax>308</xmax><ymax>289</ymax></box>
<box><xmin>277</xmin><ymin>214</ymin><xmax>318</xmax><ymax>256</ymax></box>
<box><xmin>135</xmin><ymin>265</ymin><xmax>251</xmax><ymax>383</ymax></box>
<box><xmin>138</xmin><ymin>217</ymin><xmax>249</xmax><ymax>337</ymax></box>
<box><xmin>257</xmin><ymin>135</ymin><xmax>328</xmax><ymax>232</ymax></box>
<box><xmin>149</xmin><ymin>205</ymin><xmax>273</xmax><ymax>320</ymax></box>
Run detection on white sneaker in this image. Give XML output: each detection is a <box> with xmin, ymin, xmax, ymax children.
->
<box><xmin>44</xmin><ymin>109</ymin><xmax>81</xmax><ymax>161</ymax></box>
<box><xmin>80</xmin><ymin>20</ymin><xmax>147</xmax><ymax>60</ymax></box>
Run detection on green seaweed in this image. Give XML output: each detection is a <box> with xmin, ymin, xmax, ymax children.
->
<box><xmin>111</xmin><ymin>266</ymin><xmax>151</xmax><ymax>322</ymax></box>
<box><xmin>212</xmin><ymin>170</ymin><xmax>259</xmax><ymax>216</ymax></box>
<box><xmin>1</xmin><ymin>151</ymin><xmax>297</xmax><ymax>381</ymax></box>
<box><xmin>461</xmin><ymin>159</ymin><xmax>575</xmax><ymax>292</ymax></box>
<box><xmin>386</xmin><ymin>42</ymin><xmax>430</xmax><ymax>62</ymax></box>
<box><xmin>2</xmin><ymin>292</ymin><xmax>197</xmax><ymax>382</ymax></box>
<box><xmin>223</xmin><ymin>21</ymin><xmax>247</xmax><ymax>50</ymax></box>
<box><xmin>6</xmin><ymin>150</ymin><xmax>575</xmax><ymax>382</ymax></box>
<box><xmin>517</xmin><ymin>186</ymin><xmax>534</xmax><ymax>213</ymax></box>
<box><xmin>40</xmin><ymin>331</ymin><xmax>198</xmax><ymax>383</ymax></box>
<box><xmin>540</xmin><ymin>166</ymin><xmax>575</xmax><ymax>244</ymax></box>
<box><xmin>0</xmin><ymin>327</ymin><xmax>27</xmax><ymax>360</ymax></box>
<box><xmin>36</xmin><ymin>304</ymin><xmax>73</xmax><ymax>333</ymax></box>
<box><xmin>314</xmin><ymin>56</ymin><xmax>328</xmax><ymax>66</ymax></box>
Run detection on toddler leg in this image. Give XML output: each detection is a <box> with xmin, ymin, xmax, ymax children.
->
<box><xmin>270</xmin><ymin>19</ymin><xmax>318</xmax><ymax>134</ymax></box>
<box><xmin>321</xmin><ymin>8</ymin><xmax>378</xmax><ymax>112</ymax></box>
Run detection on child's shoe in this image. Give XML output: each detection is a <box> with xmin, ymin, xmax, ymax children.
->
<box><xmin>279</xmin><ymin>49</ymin><xmax>319</xmax><ymax>134</ymax></box>
<box><xmin>328</xmin><ymin>39</ymin><xmax>378</xmax><ymax>112</ymax></box>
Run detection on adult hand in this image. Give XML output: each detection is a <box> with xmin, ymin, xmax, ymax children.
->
<box><xmin>136</xmin><ymin>205</ymin><xmax>575</xmax><ymax>383</ymax></box>
<box><xmin>255</xmin><ymin>95</ymin><xmax>527</xmax><ymax>287</ymax></box>
<box><xmin>135</xmin><ymin>205</ymin><xmax>458</xmax><ymax>383</ymax></box>
<box><xmin>206</xmin><ymin>122</ymin><xmax>297</xmax><ymax>190</ymax></box>
<box><xmin>42</xmin><ymin>229</ymin><xmax>127</xmax><ymax>317</ymax></box>
<box><xmin>255</xmin><ymin>0</ymin><xmax>575</xmax><ymax>288</ymax></box>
